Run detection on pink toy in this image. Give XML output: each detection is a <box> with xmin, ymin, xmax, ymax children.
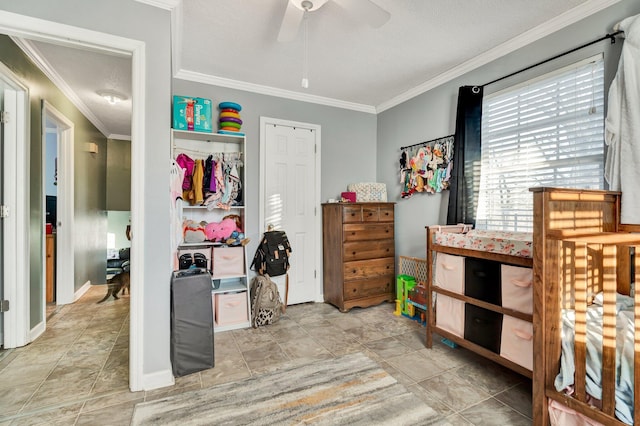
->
<box><xmin>205</xmin><ymin>218</ymin><xmax>236</xmax><ymax>242</ymax></box>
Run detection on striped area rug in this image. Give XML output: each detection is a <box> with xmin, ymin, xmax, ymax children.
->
<box><xmin>132</xmin><ymin>352</ymin><xmax>440</xmax><ymax>425</ymax></box>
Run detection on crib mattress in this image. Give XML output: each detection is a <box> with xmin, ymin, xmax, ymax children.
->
<box><xmin>432</xmin><ymin>229</ymin><xmax>533</xmax><ymax>258</ymax></box>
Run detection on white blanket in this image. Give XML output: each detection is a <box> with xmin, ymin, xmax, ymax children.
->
<box><xmin>604</xmin><ymin>14</ymin><xmax>640</xmax><ymax>224</ymax></box>
<box><xmin>555</xmin><ymin>293</ymin><xmax>635</xmax><ymax>425</ymax></box>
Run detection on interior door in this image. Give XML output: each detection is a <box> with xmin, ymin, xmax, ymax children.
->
<box><xmin>0</xmin><ymin>87</ymin><xmax>5</xmax><ymax>346</ymax></box>
<box><xmin>263</xmin><ymin>122</ymin><xmax>318</xmax><ymax>304</ymax></box>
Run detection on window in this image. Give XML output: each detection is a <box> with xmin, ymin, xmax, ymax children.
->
<box><xmin>476</xmin><ymin>56</ymin><xmax>605</xmax><ymax>232</ymax></box>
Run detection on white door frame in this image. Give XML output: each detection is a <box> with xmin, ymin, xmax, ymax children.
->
<box><xmin>0</xmin><ymin>62</ymin><xmax>29</xmax><ymax>349</ymax></box>
<box><xmin>42</xmin><ymin>101</ymin><xmax>75</xmax><ymax>310</ymax></box>
<box><xmin>0</xmin><ymin>11</ymin><xmax>147</xmax><ymax>391</ymax></box>
<box><xmin>259</xmin><ymin>117</ymin><xmax>323</xmax><ymax>303</ymax></box>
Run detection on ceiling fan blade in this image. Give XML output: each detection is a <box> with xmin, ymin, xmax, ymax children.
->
<box><xmin>278</xmin><ymin>0</ymin><xmax>305</xmax><ymax>42</ymax></box>
<box><xmin>332</xmin><ymin>0</ymin><xmax>390</xmax><ymax>28</ymax></box>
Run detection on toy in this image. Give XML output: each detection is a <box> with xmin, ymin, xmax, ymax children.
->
<box><xmin>217</xmin><ymin>101</ymin><xmax>245</xmax><ymax>135</ymax></box>
<box><xmin>222</xmin><ymin>214</ymin><xmax>250</xmax><ymax>246</ymax></box>
<box><xmin>204</xmin><ymin>218</ymin><xmax>236</xmax><ymax>242</ymax></box>
<box><xmin>183</xmin><ymin>220</ymin><xmax>206</xmax><ymax>243</ymax></box>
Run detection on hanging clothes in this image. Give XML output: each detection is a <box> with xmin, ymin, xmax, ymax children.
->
<box><xmin>192</xmin><ymin>159</ymin><xmax>204</xmax><ymax>205</ymax></box>
<box><xmin>175</xmin><ymin>153</ymin><xmax>194</xmax><ymax>190</ymax></box>
<box><xmin>604</xmin><ymin>13</ymin><xmax>640</xmax><ymax>223</ymax></box>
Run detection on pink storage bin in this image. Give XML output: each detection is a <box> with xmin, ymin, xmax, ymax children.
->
<box><xmin>434</xmin><ymin>253</ymin><xmax>465</xmax><ymax>293</ymax></box>
<box><xmin>215</xmin><ymin>292</ymin><xmax>248</xmax><ymax>326</ymax></box>
<box><xmin>435</xmin><ymin>294</ymin><xmax>465</xmax><ymax>338</ymax></box>
<box><xmin>501</xmin><ymin>265</ymin><xmax>533</xmax><ymax>315</ymax></box>
<box><xmin>499</xmin><ymin>315</ymin><xmax>533</xmax><ymax>370</ymax></box>
<box><xmin>212</xmin><ymin>246</ymin><xmax>244</xmax><ymax>278</ymax></box>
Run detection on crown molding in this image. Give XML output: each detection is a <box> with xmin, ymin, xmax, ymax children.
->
<box><xmin>134</xmin><ymin>0</ymin><xmax>180</xmax><ymax>11</ymax></box>
<box><xmin>175</xmin><ymin>69</ymin><xmax>377</xmax><ymax>114</ymax></box>
<box><xmin>12</xmin><ymin>37</ymin><xmax>111</xmax><ymax>137</ymax></box>
<box><xmin>376</xmin><ymin>0</ymin><xmax>622</xmax><ymax>113</ymax></box>
<box><xmin>108</xmin><ymin>134</ymin><xmax>132</xmax><ymax>141</ymax></box>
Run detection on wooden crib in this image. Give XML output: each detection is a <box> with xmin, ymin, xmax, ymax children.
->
<box><xmin>531</xmin><ymin>187</ymin><xmax>640</xmax><ymax>425</ymax></box>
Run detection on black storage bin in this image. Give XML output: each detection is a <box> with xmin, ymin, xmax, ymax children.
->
<box><xmin>464</xmin><ymin>257</ymin><xmax>501</xmax><ymax>305</ymax></box>
<box><xmin>464</xmin><ymin>304</ymin><xmax>502</xmax><ymax>354</ymax></box>
<box><xmin>170</xmin><ymin>268</ymin><xmax>215</xmax><ymax>377</ymax></box>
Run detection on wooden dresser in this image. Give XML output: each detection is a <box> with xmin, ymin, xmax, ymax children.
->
<box><xmin>322</xmin><ymin>202</ymin><xmax>395</xmax><ymax>312</ymax></box>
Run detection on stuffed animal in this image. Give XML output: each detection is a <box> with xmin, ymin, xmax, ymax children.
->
<box><xmin>183</xmin><ymin>220</ymin><xmax>206</xmax><ymax>243</ymax></box>
<box><xmin>223</xmin><ymin>214</ymin><xmax>243</xmax><ymax>232</ymax></box>
<box><xmin>204</xmin><ymin>218</ymin><xmax>236</xmax><ymax>242</ymax></box>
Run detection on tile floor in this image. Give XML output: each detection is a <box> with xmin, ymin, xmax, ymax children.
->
<box><xmin>0</xmin><ymin>285</ymin><xmax>533</xmax><ymax>425</ymax></box>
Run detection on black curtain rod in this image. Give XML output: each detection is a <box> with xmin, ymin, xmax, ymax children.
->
<box><xmin>400</xmin><ymin>134</ymin><xmax>454</xmax><ymax>151</ymax></box>
<box><xmin>482</xmin><ymin>30</ymin><xmax>624</xmax><ymax>88</ymax></box>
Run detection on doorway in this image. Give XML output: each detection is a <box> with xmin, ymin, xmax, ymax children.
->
<box><xmin>0</xmin><ymin>62</ymin><xmax>29</xmax><ymax>349</ymax></box>
<box><xmin>259</xmin><ymin>117</ymin><xmax>322</xmax><ymax>305</ymax></box>
<box><xmin>42</xmin><ymin>101</ymin><xmax>74</xmax><ymax>310</ymax></box>
<box><xmin>0</xmin><ymin>12</ymin><xmax>147</xmax><ymax>391</ymax></box>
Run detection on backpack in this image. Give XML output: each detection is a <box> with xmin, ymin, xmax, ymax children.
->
<box><xmin>250</xmin><ymin>231</ymin><xmax>292</xmax><ymax>277</ymax></box>
<box><xmin>250</xmin><ymin>274</ymin><xmax>283</xmax><ymax>328</ymax></box>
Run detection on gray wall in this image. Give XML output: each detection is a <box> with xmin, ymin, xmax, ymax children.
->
<box><xmin>377</xmin><ymin>0</ymin><xmax>640</xmax><ymax>260</ymax></box>
<box><xmin>0</xmin><ymin>0</ymin><xmax>172</xmax><ymax>384</ymax></box>
<box><xmin>172</xmin><ymin>81</ymin><xmax>378</xmax><ymax>253</ymax></box>
<box><xmin>106</xmin><ymin>138</ymin><xmax>131</xmax><ymax>211</ymax></box>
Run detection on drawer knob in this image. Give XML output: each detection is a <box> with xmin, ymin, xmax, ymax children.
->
<box><xmin>353</xmin><ymin>269</ymin><xmax>357</xmax><ymax>273</ymax></box>
<box><xmin>352</xmin><ymin>251</ymin><xmax>356</xmax><ymax>255</ymax></box>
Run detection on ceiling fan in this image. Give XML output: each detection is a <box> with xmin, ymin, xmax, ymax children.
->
<box><xmin>277</xmin><ymin>0</ymin><xmax>390</xmax><ymax>42</ymax></box>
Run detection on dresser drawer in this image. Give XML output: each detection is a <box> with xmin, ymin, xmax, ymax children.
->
<box><xmin>343</xmin><ymin>275</ymin><xmax>394</xmax><ymax>300</ymax></box>
<box><xmin>342</xmin><ymin>205</ymin><xmax>363</xmax><ymax>223</ymax></box>
<box><xmin>377</xmin><ymin>205</ymin><xmax>394</xmax><ymax>222</ymax></box>
<box><xmin>343</xmin><ymin>223</ymin><xmax>394</xmax><ymax>242</ymax></box>
<box><xmin>362</xmin><ymin>205</ymin><xmax>380</xmax><ymax>222</ymax></box>
<box><xmin>343</xmin><ymin>240</ymin><xmax>394</xmax><ymax>262</ymax></box>
<box><xmin>435</xmin><ymin>253</ymin><xmax>464</xmax><ymax>293</ymax></box>
<box><xmin>343</xmin><ymin>257</ymin><xmax>394</xmax><ymax>280</ymax></box>
<box><xmin>501</xmin><ymin>265</ymin><xmax>533</xmax><ymax>315</ymax></box>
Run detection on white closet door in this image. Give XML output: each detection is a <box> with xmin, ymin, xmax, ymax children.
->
<box><xmin>264</xmin><ymin>122</ymin><xmax>318</xmax><ymax>305</ymax></box>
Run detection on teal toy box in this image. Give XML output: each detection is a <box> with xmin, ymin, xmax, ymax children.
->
<box><xmin>173</xmin><ymin>96</ymin><xmax>212</xmax><ymax>132</ymax></box>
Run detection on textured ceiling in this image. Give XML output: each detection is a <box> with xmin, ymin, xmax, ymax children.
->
<box><xmin>16</xmin><ymin>0</ymin><xmax>615</xmax><ymax>138</ymax></box>
<box><xmin>178</xmin><ymin>0</ymin><xmax>588</xmax><ymax>108</ymax></box>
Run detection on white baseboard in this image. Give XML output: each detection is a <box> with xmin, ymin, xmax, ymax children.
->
<box><xmin>29</xmin><ymin>321</ymin><xmax>46</xmax><ymax>342</ymax></box>
<box><xmin>142</xmin><ymin>368</ymin><xmax>175</xmax><ymax>391</ymax></box>
<box><xmin>74</xmin><ymin>280</ymin><xmax>91</xmax><ymax>301</ymax></box>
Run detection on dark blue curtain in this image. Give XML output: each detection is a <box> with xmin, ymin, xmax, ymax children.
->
<box><xmin>447</xmin><ymin>86</ymin><xmax>483</xmax><ymax>226</ymax></box>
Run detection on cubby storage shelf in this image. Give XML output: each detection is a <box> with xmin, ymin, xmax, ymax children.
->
<box><xmin>171</xmin><ymin>128</ymin><xmax>251</xmax><ymax>333</ymax></box>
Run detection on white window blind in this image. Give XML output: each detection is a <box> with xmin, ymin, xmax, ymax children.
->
<box><xmin>476</xmin><ymin>57</ymin><xmax>605</xmax><ymax>232</ymax></box>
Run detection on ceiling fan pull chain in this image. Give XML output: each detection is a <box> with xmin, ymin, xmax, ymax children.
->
<box><xmin>302</xmin><ymin>8</ymin><xmax>310</xmax><ymax>89</ymax></box>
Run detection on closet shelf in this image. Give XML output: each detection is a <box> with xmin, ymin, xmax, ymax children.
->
<box><xmin>172</xmin><ymin>129</ymin><xmax>244</xmax><ymax>144</ymax></box>
<box><xmin>180</xmin><ymin>204</ymin><xmax>245</xmax><ymax>210</ymax></box>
